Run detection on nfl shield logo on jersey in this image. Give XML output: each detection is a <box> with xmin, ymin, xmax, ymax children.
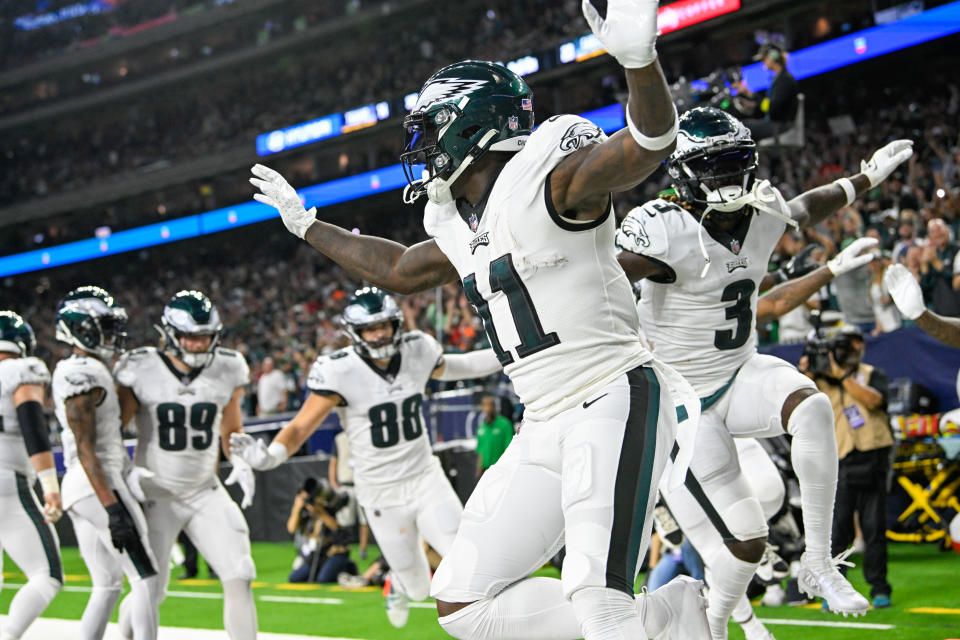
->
<box><xmin>730</xmin><ymin>238</ymin><xmax>741</xmax><ymax>253</ymax></box>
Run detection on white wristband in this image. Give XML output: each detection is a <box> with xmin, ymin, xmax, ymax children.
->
<box><xmin>266</xmin><ymin>442</ymin><xmax>289</xmax><ymax>469</ymax></box>
<box><xmin>834</xmin><ymin>177</ymin><xmax>857</xmax><ymax>206</ymax></box>
<box><xmin>626</xmin><ymin>105</ymin><xmax>679</xmax><ymax>151</ymax></box>
<box><xmin>38</xmin><ymin>468</ymin><xmax>59</xmax><ymax>495</ymax></box>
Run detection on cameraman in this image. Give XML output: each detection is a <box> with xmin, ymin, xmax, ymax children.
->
<box><xmin>799</xmin><ymin>325</ymin><xmax>893</xmax><ymax>608</ymax></box>
<box><xmin>286</xmin><ymin>479</ymin><xmax>356</xmax><ymax>583</ymax></box>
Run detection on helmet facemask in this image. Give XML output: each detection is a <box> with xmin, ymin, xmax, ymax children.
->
<box><xmin>670</xmin><ymin>144</ymin><xmax>759</xmax><ymax>221</ymax></box>
<box><xmin>157</xmin><ymin>291</ymin><xmax>222</xmax><ymax>369</ymax></box>
<box><xmin>55</xmin><ymin>300</ymin><xmax>128</xmax><ymax>360</ymax></box>
<box><xmin>340</xmin><ymin>288</ymin><xmax>404</xmax><ymax>361</ymax></box>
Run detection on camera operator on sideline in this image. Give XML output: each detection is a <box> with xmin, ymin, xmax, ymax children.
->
<box><xmin>799</xmin><ymin>323</ymin><xmax>893</xmax><ymax>608</ymax></box>
<box><xmin>286</xmin><ymin>478</ymin><xmax>356</xmax><ymax>583</ymax></box>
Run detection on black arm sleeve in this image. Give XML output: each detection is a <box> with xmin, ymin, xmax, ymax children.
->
<box><xmin>16</xmin><ymin>400</ymin><xmax>52</xmax><ymax>456</ymax></box>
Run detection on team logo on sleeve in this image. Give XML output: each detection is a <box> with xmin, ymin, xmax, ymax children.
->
<box><xmin>618</xmin><ymin>215</ymin><xmax>650</xmax><ymax>250</ymax></box>
<box><xmin>559</xmin><ymin>122</ymin><xmax>603</xmax><ymax>151</ymax></box>
<box><xmin>65</xmin><ymin>372</ymin><xmax>96</xmax><ymax>386</ymax></box>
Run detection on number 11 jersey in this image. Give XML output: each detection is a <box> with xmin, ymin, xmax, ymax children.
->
<box><xmin>424</xmin><ymin>115</ymin><xmax>650</xmax><ymax>421</ymax></box>
<box><xmin>306</xmin><ymin>331</ymin><xmax>443</xmax><ymax>489</ymax></box>
<box><xmin>616</xmin><ymin>199</ymin><xmax>787</xmax><ymax>396</ymax></box>
<box><xmin>114</xmin><ymin>346</ymin><xmax>249</xmax><ymax>496</ymax></box>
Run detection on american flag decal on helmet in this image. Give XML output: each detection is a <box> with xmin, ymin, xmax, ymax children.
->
<box><xmin>521</xmin><ymin>98</ymin><xmax>532</xmax><ymax>110</ymax></box>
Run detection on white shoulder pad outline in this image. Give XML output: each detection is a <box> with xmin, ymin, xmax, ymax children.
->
<box><xmin>306</xmin><ymin>353</ymin><xmax>346</xmax><ymax>395</ymax></box>
<box><xmin>55</xmin><ymin>358</ymin><xmax>106</xmax><ymax>399</ymax></box>
<box><xmin>14</xmin><ymin>356</ymin><xmax>51</xmax><ymax>387</ymax></box>
<box><xmin>215</xmin><ymin>347</ymin><xmax>251</xmax><ymax>388</ymax></box>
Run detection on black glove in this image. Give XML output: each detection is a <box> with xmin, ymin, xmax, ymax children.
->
<box><xmin>771</xmin><ymin>243</ymin><xmax>822</xmax><ymax>285</ymax></box>
<box><xmin>106</xmin><ymin>501</ymin><xmax>138</xmax><ymax>552</ymax></box>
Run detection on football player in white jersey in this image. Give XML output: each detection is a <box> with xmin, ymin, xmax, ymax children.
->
<box><xmin>113</xmin><ymin>290</ymin><xmax>257</xmax><ymax>640</ymax></box>
<box><xmin>0</xmin><ymin>311</ymin><xmax>62</xmax><ymax>640</ymax></box>
<box><xmin>52</xmin><ymin>286</ymin><xmax>161</xmax><ymax>640</ymax></box>
<box><xmin>231</xmin><ymin>287</ymin><xmax>501</xmax><ymax>627</ymax></box>
<box><xmin>248</xmin><ymin>2</ymin><xmax>712</xmax><ymax>639</ymax></box>
<box><xmin>615</xmin><ymin>106</ymin><xmax>911</xmax><ymax>636</ymax></box>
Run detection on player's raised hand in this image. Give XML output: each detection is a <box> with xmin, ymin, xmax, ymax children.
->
<box><xmin>883</xmin><ymin>263</ymin><xmax>926</xmax><ymax>320</ymax></box>
<box><xmin>229</xmin><ymin>432</ymin><xmax>288</xmax><ymax>471</ymax></box>
<box><xmin>225</xmin><ymin>455</ymin><xmax>256</xmax><ymax>509</ymax></box>
<box><xmin>826</xmin><ymin>237</ymin><xmax>878</xmax><ymax>276</ymax></box>
<box><xmin>582</xmin><ymin>0</ymin><xmax>660</xmax><ymax>69</ymax></box>
<box><xmin>250</xmin><ymin>164</ymin><xmax>317</xmax><ymax>239</ymax></box>
<box><xmin>860</xmin><ymin>139</ymin><xmax>913</xmax><ymax>187</ymax></box>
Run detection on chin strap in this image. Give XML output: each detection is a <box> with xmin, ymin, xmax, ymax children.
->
<box><xmin>693</xmin><ymin>179</ymin><xmax>799</xmax><ymax>278</ymax></box>
<box><xmin>402</xmin><ymin>129</ymin><xmax>499</xmax><ymax>204</ymax></box>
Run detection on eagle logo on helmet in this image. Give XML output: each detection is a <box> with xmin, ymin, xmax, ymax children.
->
<box><xmin>414</xmin><ymin>78</ymin><xmax>489</xmax><ymax>111</ymax></box>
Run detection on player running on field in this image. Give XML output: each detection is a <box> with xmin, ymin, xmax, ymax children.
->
<box><xmin>231</xmin><ymin>287</ymin><xmax>502</xmax><ymax>628</ymax></box>
<box><xmin>248</xmin><ymin>1</ymin><xmax>711</xmax><ymax>637</ymax></box>
<box><xmin>0</xmin><ymin>311</ymin><xmax>63</xmax><ymax>640</ymax></box>
<box><xmin>114</xmin><ymin>290</ymin><xmax>257</xmax><ymax>640</ymax></box>
<box><xmin>52</xmin><ymin>286</ymin><xmax>160</xmax><ymax>640</ymax></box>
<box><xmin>615</xmin><ymin>106</ymin><xmax>910</xmax><ymax>636</ymax></box>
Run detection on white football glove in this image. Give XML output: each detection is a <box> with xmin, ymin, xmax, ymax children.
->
<box><xmin>123</xmin><ymin>465</ymin><xmax>155</xmax><ymax>503</ymax></box>
<box><xmin>229</xmin><ymin>432</ymin><xmax>288</xmax><ymax>471</ymax></box>
<box><xmin>883</xmin><ymin>263</ymin><xmax>927</xmax><ymax>320</ymax></box>
<box><xmin>860</xmin><ymin>139</ymin><xmax>913</xmax><ymax>188</ymax></box>
<box><xmin>224</xmin><ymin>455</ymin><xmax>256</xmax><ymax>509</ymax></box>
<box><xmin>249</xmin><ymin>164</ymin><xmax>317</xmax><ymax>239</ymax></box>
<box><xmin>582</xmin><ymin>0</ymin><xmax>660</xmax><ymax>69</ymax></box>
<box><xmin>826</xmin><ymin>237</ymin><xmax>878</xmax><ymax>276</ymax></box>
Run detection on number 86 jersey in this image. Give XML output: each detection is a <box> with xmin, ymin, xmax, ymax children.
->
<box><xmin>114</xmin><ymin>346</ymin><xmax>249</xmax><ymax>496</ymax></box>
<box><xmin>616</xmin><ymin>199</ymin><xmax>786</xmax><ymax>397</ymax></box>
<box><xmin>306</xmin><ymin>331</ymin><xmax>443</xmax><ymax>489</ymax></box>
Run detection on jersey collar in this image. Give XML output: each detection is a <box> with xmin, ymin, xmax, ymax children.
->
<box><xmin>358</xmin><ymin>352</ymin><xmax>402</xmax><ymax>383</ymax></box>
<box><xmin>158</xmin><ymin>350</ymin><xmax>204</xmax><ymax>385</ymax></box>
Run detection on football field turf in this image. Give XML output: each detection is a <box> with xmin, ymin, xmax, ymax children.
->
<box><xmin>2</xmin><ymin>542</ymin><xmax>958</xmax><ymax>639</ymax></box>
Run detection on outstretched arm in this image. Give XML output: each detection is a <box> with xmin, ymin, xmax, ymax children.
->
<box><xmin>915</xmin><ymin>311</ymin><xmax>960</xmax><ymax>348</ymax></box>
<box><xmin>303</xmin><ymin>225</ymin><xmax>458</xmax><ymax>294</ymax></box>
<box><xmin>250</xmin><ymin>164</ymin><xmax>458</xmax><ymax>294</ymax></box>
<box><xmin>551</xmin><ymin>0</ymin><xmax>678</xmax><ymax>218</ymax></box>
<box><xmin>757</xmin><ymin>238</ymin><xmax>877</xmax><ymax>323</ymax></box>
<box><xmin>885</xmin><ymin>263</ymin><xmax>960</xmax><ymax>347</ymax></box>
<box><xmin>789</xmin><ymin>140</ymin><xmax>912</xmax><ymax>228</ymax></box>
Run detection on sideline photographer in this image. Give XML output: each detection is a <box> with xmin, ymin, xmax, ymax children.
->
<box><xmin>799</xmin><ymin>324</ymin><xmax>894</xmax><ymax>607</ymax></box>
<box><xmin>286</xmin><ymin>478</ymin><xmax>356</xmax><ymax>583</ymax></box>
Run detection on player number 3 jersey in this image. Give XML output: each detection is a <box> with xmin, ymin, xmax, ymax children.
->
<box><xmin>307</xmin><ymin>331</ymin><xmax>443</xmax><ymax>488</ymax></box>
<box><xmin>616</xmin><ymin>198</ymin><xmax>787</xmax><ymax>396</ymax></box>
<box><xmin>114</xmin><ymin>347</ymin><xmax>249</xmax><ymax>495</ymax></box>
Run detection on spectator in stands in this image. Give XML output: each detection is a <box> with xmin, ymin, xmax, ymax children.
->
<box><xmin>799</xmin><ymin>324</ymin><xmax>893</xmax><ymax>608</ymax></box>
<box><xmin>475</xmin><ymin>394</ymin><xmax>514</xmax><ymax>478</ymax></box>
<box><xmin>257</xmin><ymin>357</ymin><xmax>292</xmax><ymax>415</ymax></box>
<box><xmin>329</xmin><ymin>430</ymin><xmax>370</xmax><ymax>560</ymax></box>
<box><xmin>737</xmin><ymin>43</ymin><xmax>799</xmax><ymax>141</ymax></box>
<box><xmin>833</xmin><ymin>238</ymin><xmax>877</xmax><ymax>333</ymax></box>
<box><xmin>919</xmin><ymin>218</ymin><xmax>960</xmax><ymax>316</ymax></box>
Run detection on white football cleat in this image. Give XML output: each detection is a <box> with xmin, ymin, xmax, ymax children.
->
<box><xmin>797</xmin><ymin>550</ymin><xmax>869</xmax><ymax>616</ymax></box>
<box><xmin>385</xmin><ymin>587</ymin><xmax>409</xmax><ymax>628</ymax></box>
<box><xmin>647</xmin><ymin>575</ymin><xmax>710</xmax><ymax>640</ymax></box>
<box><xmin>756</xmin><ymin>544</ymin><xmax>789</xmax><ymax>584</ymax></box>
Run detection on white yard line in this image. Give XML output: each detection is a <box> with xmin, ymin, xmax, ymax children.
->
<box><xmin>259</xmin><ymin>595</ymin><xmax>344</xmax><ymax>605</ymax></box>
<box><xmin>1</xmin><ymin>616</ymin><xmax>362</xmax><ymax>640</ymax></box>
<box><xmin>759</xmin><ymin>617</ymin><xmax>895</xmax><ymax>630</ymax></box>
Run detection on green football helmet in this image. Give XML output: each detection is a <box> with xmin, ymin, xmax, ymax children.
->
<box><xmin>55</xmin><ymin>286</ymin><xmax>128</xmax><ymax>360</ymax></box>
<box><xmin>159</xmin><ymin>290</ymin><xmax>223</xmax><ymax>369</ymax></box>
<box><xmin>341</xmin><ymin>287</ymin><xmax>403</xmax><ymax>360</ymax></box>
<box><xmin>401</xmin><ymin>60</ymin><xmax>534</xmax><ymax>202</ymax></box>
<box><xmin>0</xmin><ymin>311</ymin><xmax>37</xmax><ymax>357</ymax></box>
<box><xmin>666</xmin><ymin>107</ymin><xmax>757</xmax><ymax>216</ymax></box>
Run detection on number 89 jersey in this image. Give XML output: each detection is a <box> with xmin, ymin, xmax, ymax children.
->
<box><xmin>306</xmin><ymin>331</ymin><xmax>443</xmax><ymax>489</ymax></box>
<box><xmin>616</xmin><ymin>199</ymin><xmax>786</xmax><ymax>396</ymax></box>
<box><xmin>114</xmin><ymin>346</ymin><xmax>249</xmax><ymax>496</ymax></box>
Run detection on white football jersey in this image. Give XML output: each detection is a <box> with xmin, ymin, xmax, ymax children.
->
<box><xmin>307</xmin><ymin>331</ymin><xmax>443</xmax><ymax>488</ymax></box>
<box><xmin>53</xmin><ymin>354</ymin><xmax>128</xmax><ymax>508</ymax></box>
<box><xmin>425</xmin><ymin>115</ymin><xmax>650</xmax><ymax>421</ymax></box>
<box><xmin>114</xmin><ymin>347</ymin><xmax>249</xmax><ymax>496</ymax></box>
<box><xmin>616</xmin><ymin>198</ymin><xmax>787</xmax><ymax>396</ymax></box>
<box><xmin>0</xmin><ymin>356</ymin><xmax>51</xmax><ymax>476</ymax></box>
